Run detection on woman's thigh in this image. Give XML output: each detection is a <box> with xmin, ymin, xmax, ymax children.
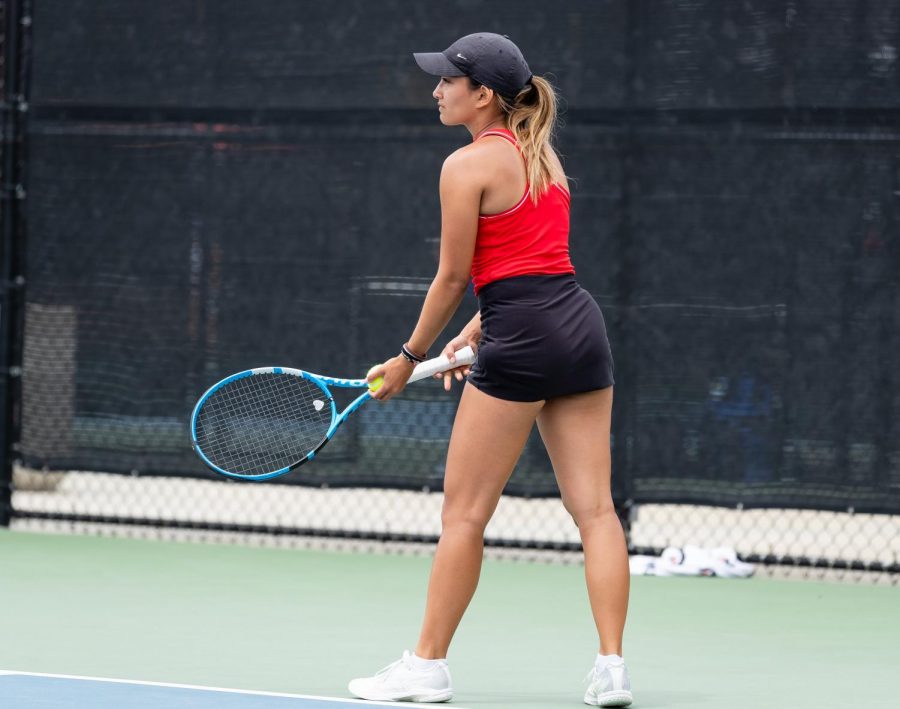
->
<box><xmin>535</xmin><ymin>386</ymin><xmax>614</xmax><ymax>518</ymax></box>
<box><xmin>442</xmin><ymin>382</ymin><xmax>544</xmax><ymax>528</ymax></box>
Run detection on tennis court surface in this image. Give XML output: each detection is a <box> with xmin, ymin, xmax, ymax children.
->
<box><xmin>1</xmin><ymin>531</ymin><xmax>896</xmax><ymax>708</ymax></box>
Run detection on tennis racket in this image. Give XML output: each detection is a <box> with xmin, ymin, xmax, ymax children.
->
<box><xmin>190</xmin><ymin>346</ymin><xmax>476</xmax><ymax>481</ymax></box>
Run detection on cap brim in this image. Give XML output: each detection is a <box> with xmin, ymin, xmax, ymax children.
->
<box><xmin>413</xmin><ymin>52</ymin><xmax>465</xmax><ymax>77</ymax></box>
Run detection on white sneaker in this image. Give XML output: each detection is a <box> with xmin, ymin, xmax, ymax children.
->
<box><xmin>348</xmin><ymin>651</ymin><xmax>453</xmax><ymax>703</ymax></box>
<box><xmin>584</xmin><ymin>657</ymin><xmax>633</xmax><ymax>706</ymax></box>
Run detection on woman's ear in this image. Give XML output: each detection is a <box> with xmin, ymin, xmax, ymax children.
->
<box><xmin>476</xmin><ymin>85</ymin><xmax>495</xmax><ymax>108</ymax></box>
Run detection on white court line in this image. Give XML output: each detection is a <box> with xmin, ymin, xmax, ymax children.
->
<box><xmin>0</xmin><ymin>670</ymin><xmax>468</xmax><ymax>708</ymax></box>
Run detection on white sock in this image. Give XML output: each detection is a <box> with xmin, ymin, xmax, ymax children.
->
<box><xmin>410</xmin><ymin>653</ymin><xmax>445</xmax><ymax>670</ymax></box>
<box><xmin>595</xmin><ymin>652</ymin><xmax>624</xmax><ymax>669</ymax></box>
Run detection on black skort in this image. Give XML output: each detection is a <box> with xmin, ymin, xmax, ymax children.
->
<box><xmin>467</xmin><ymin>274</ymin><xmax>615</xmax><ymax>402</ymax></box>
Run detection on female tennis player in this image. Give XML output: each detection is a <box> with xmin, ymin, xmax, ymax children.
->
<box><xmin>349</xmin><ymin>33</ymin><xmax>632</xmax><ymax>707</ymax></box>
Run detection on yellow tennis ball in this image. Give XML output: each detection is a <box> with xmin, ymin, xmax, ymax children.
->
<box><xmin>368</xmin><ymin>376</ymin><xmax>384</xmax><ymax>392</ymax></box>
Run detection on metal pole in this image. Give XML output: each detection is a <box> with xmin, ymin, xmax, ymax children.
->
<box><xmin>0</xmin><ymin>0</ymin><xmax>30</xmax><ymax>526</ymax></box>
<box><xmin>610</xmin><ymin>0</ymin><xmax>640</xmax><ymax>538</ymax></box>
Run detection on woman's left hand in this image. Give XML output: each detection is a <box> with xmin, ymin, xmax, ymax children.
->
<box><xmin>367</xmin><ymin>354</ymin><xmax>416</xmax><ymax>402</ymax></box>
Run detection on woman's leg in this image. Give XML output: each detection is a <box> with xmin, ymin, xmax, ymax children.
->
<box><xmin>415</xmin><ymin>382</ymin><xmax>544</xmax><ymax>659</ymax></box>
<box><xmin>536</xmin><ymin>386</ymin><xmax>629</xmax><ymax>655</ymax></box>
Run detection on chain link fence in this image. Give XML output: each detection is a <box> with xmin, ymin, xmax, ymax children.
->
<box><xmin>4</xmin><ymin>1</ymin><xmax>899</xmax><ymax>583</ymax></box>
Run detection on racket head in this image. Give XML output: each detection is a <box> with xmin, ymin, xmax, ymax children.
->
<box><xmin>190</xmin><ymin>367</ymin><xmax>337</xmax><ymax>480</ymax></box>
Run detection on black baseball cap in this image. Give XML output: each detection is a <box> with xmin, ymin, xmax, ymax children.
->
<box><xmin>414</xmin><ymin>33</ymin><xmax>533</xmax><ymax>100</ymax></box>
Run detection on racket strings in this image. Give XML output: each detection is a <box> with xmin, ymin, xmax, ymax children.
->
<box><xmin>194</xmin><ymin>373</ymin><xmax>333</xmax><ymax>476</ymax></box>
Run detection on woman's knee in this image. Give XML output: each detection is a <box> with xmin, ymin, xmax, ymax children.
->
<box><xmin>440</xmin><ymin>498</ymin><xmax>493</xmax><ymax>535</ymax></box>
<box><xmin>569</xmin><ymin>499</ymin><xmax>618</xmax><ymax>529</ymax></box>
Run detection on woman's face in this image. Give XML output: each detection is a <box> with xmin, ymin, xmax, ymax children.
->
<box><xmin>432</xmin><ymin>76</ymin><xmax>482</xmax><ymax>125</ymax></box>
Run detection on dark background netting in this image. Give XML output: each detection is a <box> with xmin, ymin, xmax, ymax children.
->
<box><xmin>9</xmin><ymin>1</ymin><xmax>900</xmax><ymax>514</ymax></box>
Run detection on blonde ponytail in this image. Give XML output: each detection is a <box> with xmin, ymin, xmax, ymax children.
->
<box><xmin>496</xmin><ymin>75</ymin><xmax>562</xmax><ymax>203</ymax></box>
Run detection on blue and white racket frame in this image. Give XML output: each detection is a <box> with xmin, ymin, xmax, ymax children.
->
<box><xmin>190</xmin><ymin>346</ymin><xmax>476</xmax><ymax>482</ymax></box>
<box><xmin>190</xmin><ymin>368</ymin><xmax>373</xmax><ymax>480</ymax></box>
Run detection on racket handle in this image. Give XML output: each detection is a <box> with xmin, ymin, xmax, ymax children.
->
<box><xmin>408</xmin><ymin>346</ymin><xmax>476</xmax><ymax>384</ymax></box>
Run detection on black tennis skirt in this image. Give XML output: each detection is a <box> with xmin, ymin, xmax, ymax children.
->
<box><xmin>467</xmin><ymin>273</ymin><xmax>614</xmax><ymax>402</ymax></box>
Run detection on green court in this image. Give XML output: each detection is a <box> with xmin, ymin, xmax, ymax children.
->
<box><xmin>0</xmin><ymin>531</ymin><xmax>895</xmax><ymax>708</ymax></box>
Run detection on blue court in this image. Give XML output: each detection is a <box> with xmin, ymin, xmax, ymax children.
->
<box><xmin>0</xmin><ymin>672</ymin><xmax>461</xmax><ymax>709</ymax></box>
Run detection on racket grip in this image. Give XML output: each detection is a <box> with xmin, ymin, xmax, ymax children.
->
<box><xmin>408</xmin><ymin>346</ymin><xmax>476</xmax><ymax>384</ymax></box>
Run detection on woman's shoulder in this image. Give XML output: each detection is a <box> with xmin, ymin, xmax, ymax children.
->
<box><xmin>447</xmin><ymin>135</ymin><xmax>509</xmax><ymax>164</ymax></box>
<box><xmin>439</xmin><ymin>139</ymin><xmax>505</xmax><ymax>185</ymax></box>
<box><xmin>446</xmin><ymin>133</ymin><xmax>525</xmax><ymax>179</ymax></box>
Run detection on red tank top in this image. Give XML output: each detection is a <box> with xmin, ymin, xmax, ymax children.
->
<box><xmin>470</xmin><ymin>128</ymin><xmax>574</xmax><ymax>295</ymax></box>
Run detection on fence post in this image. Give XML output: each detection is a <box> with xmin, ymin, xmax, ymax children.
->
<box><xmin>0</xmin><ymin>0</ymin><xmax>31</xmax><ymax>526</ymax></box>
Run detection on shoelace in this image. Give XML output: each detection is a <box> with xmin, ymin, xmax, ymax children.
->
<box><xmin>583</xmin><ymin>661</ymin><xmax>623</xmax><ymax>686</ymax></box>
<box><xmin>374</xmin><ymin>650</ymin><xmax>415</xmax><ymax>678</ymax></box>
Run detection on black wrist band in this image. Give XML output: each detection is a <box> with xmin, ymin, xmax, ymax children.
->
<box><xmin>401</xmin><ymin>343</ymin><xmax>426</xmax><ymax>364</ymax></box>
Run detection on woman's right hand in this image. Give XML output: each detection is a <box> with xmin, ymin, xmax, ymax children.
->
<box><xmin>434</xmin><ymin>330</ymin><xmax>480</xmax><ymax>391</ymax></box>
